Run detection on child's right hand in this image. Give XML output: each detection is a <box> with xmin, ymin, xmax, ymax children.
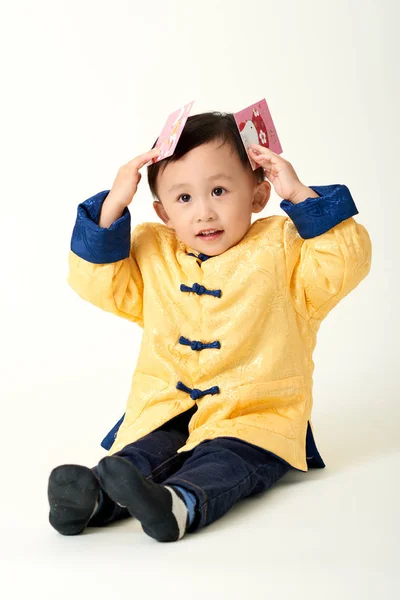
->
<box><xmin>106</xmin><ymin>147</ymin><xmax>161</xmax><ymax>208</ymax></box>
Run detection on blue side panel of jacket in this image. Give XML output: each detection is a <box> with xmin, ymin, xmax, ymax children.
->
<box><xmin>100</xmin><ymin>415</ymin><xmax>125</xmax><ymax>451</ymax></box>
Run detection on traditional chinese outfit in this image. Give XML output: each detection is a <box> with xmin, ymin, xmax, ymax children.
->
<box><xmin>68</xmin><ymin>184</ymin><xmax>372</xmax><ymax>472</ymax></box>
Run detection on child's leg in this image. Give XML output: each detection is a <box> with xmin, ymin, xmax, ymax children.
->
<box><xmin>95</xmin><ymin>436</ymin><xmax>291</xmax><ymax>542</ymax></box>
<box><xmin>163</xmin><ymin>437</ymin><xmax>292</xmax><ymax>532</ymax></box>
<box><xmin>48</xmin><ymin>408</ymin><xmax>195</xmax><ymax>535</ymax></box>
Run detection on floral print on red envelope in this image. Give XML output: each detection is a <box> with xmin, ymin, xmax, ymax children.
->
<box><xmin>234</xmin><ymin>99</ymin><xmax>283</xmax><ymax>170</ymax></box>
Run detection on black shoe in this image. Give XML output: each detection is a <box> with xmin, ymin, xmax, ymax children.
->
<box><xmin>97</xmin><ymin>456</ymin><xmax>187</xmax><ymax>542</ymax></box>
<box><xmin>48</xmin><ymin>464</ymin><xmax>100</xmax><ymax>535</ymax></box>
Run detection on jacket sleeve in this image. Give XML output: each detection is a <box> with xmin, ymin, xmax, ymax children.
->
<box><xmin>67</xmin><ymin>190</ymin><xmax>144</xmax><ymax>327</ymax></box>
<box><xmin>280</xmin><ymin>184</ymin><xmax>372</xmax><ymax>322</ymax></box>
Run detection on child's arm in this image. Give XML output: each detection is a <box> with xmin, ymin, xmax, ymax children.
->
<box><xmin>248</xmin><ymin>145</ymin><xmax>372</xmax><ymax>322</ymax></box>
<box><xmin>280</xmin><ymin>184</ymin><xmax>372</xmax><ymax>321</ymax></box>
<box><xmin>67</xmin><ymin>148</ymin><xmax>160</xmax><ymax>325</ymax></box>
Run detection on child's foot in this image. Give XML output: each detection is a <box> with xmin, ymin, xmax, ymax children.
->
<box><xmin>48</xmin><ymin>465</ymin><xmax>100</xmax><ymax>535</ymax></box>
<box><xmin>97</xmin><ymin>456</ymin><xmax>189</xmax><ymax>542</ymax></box>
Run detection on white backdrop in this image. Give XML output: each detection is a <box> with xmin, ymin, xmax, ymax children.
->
<box><xmin>1</xmin><ymin>1</ymin><xmax>398</xmax><ymax>598</ymax></box>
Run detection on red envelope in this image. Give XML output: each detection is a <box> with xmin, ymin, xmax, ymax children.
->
<box><xmin>234</xmin><ymin>99</ymin><xmax>282</xmax><ymax>170</ymax></box>
<box><xmin>150</xmin><ymin>101</ymin><xmax>195</xmax><ymax>164</ymax></box>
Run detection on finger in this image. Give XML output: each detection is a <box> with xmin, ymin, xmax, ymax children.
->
<box><xmin>249</xmin><ymin>151</ymin><xmax>273</xmax><ymax>164</ymax></box>
<box><xmin>129</xmin><ymin>148</ymin><xmax>161</xmax><ymax>168</ymax></box>
<box><xmin>249</xmin><ymin>143</ymin><xmax>272</xmax><ymax>150</ymax></box>
<box><xmin>142</xmin><ymin>149</ymin><xmax>163</xmax><ymax>168</ymax></box>
<box><xmin>139</xmin><ymin>148</ymin><xmax>161</xmax><ymax>164</ymax></box>
<box><xmin>248</xmin><ymin>148</ymin><xmax>280</xmax><ymax>169</ymax></box>
<box><xmin>248</xmin><ymin>144</ymin><xmax>278</xmax><ymax>157</ymax></box>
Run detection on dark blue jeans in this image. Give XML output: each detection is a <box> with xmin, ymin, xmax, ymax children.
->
<box><xmin>90</xmin><ymin>406</ymin><xmax>292</xmax><ymax>532</ymax></box>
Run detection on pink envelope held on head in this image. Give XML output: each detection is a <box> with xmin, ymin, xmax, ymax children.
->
<box><xmin>233</xmin><ymin>99</ymin><xmax>283</xmax><ymax>170</ymax></box>
<box><xmin>150</xmin><ymin>100</ymin><xmax>195</xmax><ymax>164</ymax></box>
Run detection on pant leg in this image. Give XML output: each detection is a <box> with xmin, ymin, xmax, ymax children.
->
<box><xmin>89</xmin><ymin>406</ymin><xmax>197</xmax><ymax>526</ymax></box>
<box><xmin>162</xmin><ymin>436</ymin><xmax>292</xmax><ymax>532</ymax></box>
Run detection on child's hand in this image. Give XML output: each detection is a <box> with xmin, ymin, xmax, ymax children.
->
<box><xmin>107</xmin><ymin>147</ymin><xmax>161</xmax><ymax>208</ymax></box>
<box><xmin>248</xmin><ymin>144</ymin><xmax>316</xmax><ymax>204</ymax></box>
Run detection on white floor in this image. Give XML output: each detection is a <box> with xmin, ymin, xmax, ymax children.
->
<box><xmin>2</xmin><ymin>0</ymin><xmax>398</xmax><ymax>596</ymax></box>
<box><xmin>2</xmin><ymin>447</ymin><xmax>398</xmax><ymax>600</ymax></box>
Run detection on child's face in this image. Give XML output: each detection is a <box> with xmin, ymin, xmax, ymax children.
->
<box><xmin>153</xmin><ymin>139</ymin><xmax>271</xmax><ymax>256</ymax></box>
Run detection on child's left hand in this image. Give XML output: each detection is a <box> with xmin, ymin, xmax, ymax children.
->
<box><xmin>248</xmin><ymin>144</ymin><xmax>318</xmax><ymax>204</ymax></box>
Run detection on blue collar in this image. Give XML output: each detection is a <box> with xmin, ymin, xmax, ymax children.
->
<box><xmin>187</xmin><ymin>252</ymin><xmax>212</xmax><ymax>262</ymax></box>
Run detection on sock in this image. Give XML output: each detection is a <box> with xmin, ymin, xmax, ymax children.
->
<box><xmin>163</xmin><ymin>486</ymin><xmax>190</xmax><ymax>538</ymax></box>
<box><xmin>89</xmin><ymin>489</ymin><xmax>104</xmax><ymax>518</ymax></box>
<box><xmin>48</xmin><ymin>464</ymin><xmax>100</xmax><ymax>536</ymax></box>
<box><xmin>97</xmin><ymin>456</ymin><xmax>189</xmax><ymax>542</ymax></box>
<box><xmin>169</xmin><ymin>485</ymin><xmax>197</xmax><ymax>528</ymax></box>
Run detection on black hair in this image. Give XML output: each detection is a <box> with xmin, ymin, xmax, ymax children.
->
<box><xmin>147</xmin><ymin>111</ymin><xmax>265</xmax><ymax>199</ymax></box>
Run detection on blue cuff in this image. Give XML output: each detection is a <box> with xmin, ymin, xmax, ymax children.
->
<box><xmin>279</xmin><ymin>184</ymin><xmax>359</xmax><ymax>239</ymax></box>
<box><xmin>71</xmin><ymin>190</ymin><xmax>131</xmax><ymax>264</ymax></box>
<box><xmin>100</xmin><ymin>413</ymin><xmax>125</xmax><ymax>450</ymax></box>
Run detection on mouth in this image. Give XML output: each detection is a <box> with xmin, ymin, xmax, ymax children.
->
<box><xmin>196</xmin><ymin>230</ymin><xmax>224</xmax><ymax>241</ymax></box>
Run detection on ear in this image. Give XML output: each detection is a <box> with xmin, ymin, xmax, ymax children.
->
<box><xmin>252</xmin><ymin>180</ymin><xmax>271</xmax><ymax>213</ymax></box>
<box><xmin>153</xmin><ymin>200</ymin><xmax>173</xmax><ymax>228</ymax></box>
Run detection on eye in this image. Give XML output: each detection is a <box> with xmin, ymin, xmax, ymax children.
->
<box><xmin>177</xmin><ymin>194</ymin><xmax>191</xmax><ymax>203</ymax></box>
<box><xmin>177</xmin><ymin>187</ymin><xmax>227</xmax><ymax>203</ymax></box>
<box><xmin>212</xmin><ymin>187</ymin><xmax>226</xmax><ymax>197</ymax></box>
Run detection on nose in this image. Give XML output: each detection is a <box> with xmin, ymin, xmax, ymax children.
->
<box><xmin>195</xmin><ymin>196</ymin><xmax>218</xmax><ymax>222</ymax></box>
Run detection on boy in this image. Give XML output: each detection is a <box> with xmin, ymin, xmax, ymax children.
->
<box><xmin>48</xmin><ymin>112</ymin><xmax>372</xmax><ymax>542</ymax></box>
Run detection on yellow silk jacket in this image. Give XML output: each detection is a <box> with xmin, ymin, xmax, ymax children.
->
<box><xmin>68</xmin><ymin>184</ymin><xmax>372</xmax><ymax>471</ymax></box>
